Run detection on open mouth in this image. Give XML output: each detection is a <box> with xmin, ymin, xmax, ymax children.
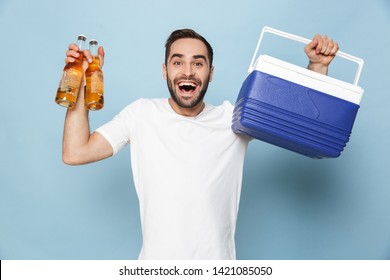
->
<box><xmin>177</xmin><ymin>81</ymin><xmax>198</xmax><ymax>94</ymax></box>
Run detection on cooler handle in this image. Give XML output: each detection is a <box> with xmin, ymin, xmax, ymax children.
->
<box><xmin>248</xmin><ymin>26</ymin><xmax>364</xmax><ymax>86</ymax></box>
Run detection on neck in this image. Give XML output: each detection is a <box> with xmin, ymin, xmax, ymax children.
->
<box><xmin>168</xmin><ymin>98</ymin><xmax>205</xmax><ymax>117</ymax></box>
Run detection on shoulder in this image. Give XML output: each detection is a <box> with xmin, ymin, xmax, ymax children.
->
<box><xmin>123</xmin><ymin>98</ymin><xmax>163</xmax><ymax>109</ymax></box>
<box><xmin>208</xmin><ymin>100</ymin><xmax>234</xmax><ymax>116</ymax></box>
<box><xmin>199</xmin><ymin>100</ymin><xmax>235</xmax><ymax>124</ymax></box>
<box><xmin>221</xmin><ymin>100</ymin><xmax>234</xmax><ymax>112</ymax></box>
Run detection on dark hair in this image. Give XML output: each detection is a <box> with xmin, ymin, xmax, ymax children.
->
<box><xmin>165</xmin><ymin>29</ymin><xmax>213</xmax><ymax>66</ymax></box>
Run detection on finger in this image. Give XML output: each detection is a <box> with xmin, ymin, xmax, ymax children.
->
<box><xmin>68</xmin><ymin>43</ymin><xmax>79</xmax><ymax>52</ymax></box>
<box><xmin>98</xmin><ymin>46</ymin><xmax>104</xmax><ymax>57</ymax></box>
<box><xmin>308</xmin><ymin>39</ymin><xmax>319</xmax><ymax>49</ymax></box>
<box><xmin>330</xmin><ymin>41</ymin><xmax>339</xmax><ymax>55</ymax></box>
<box><xmin>313</xmin><ymin>34</ymin><xmax>324</xmax><ymax>54</ymax></box>
<box><xmin>81</xmin><ymin>49</ymin><xmax>92</xmax><ymax>63</ymax></box>
<box><xmin>65</xmin><ymin>56</ymin><xmax>76</xmax><ymax>63</ymax></box>
<box><xmin>66</xmin><ymin>49</ymin><xmax>80</xmax><ymax>58</ymax></box>
<box><xmin>98</xmin><ymin>46</ymin><xmax>105</xmax><ymax>66</ymax></box>
<box><xmin>324</xmin><ymin>39</ymin><xmax>334</xmax><ymax>55</ymax></box>
<box><xmin>320</xmin><ymin>35</ymin><xmax>329</xmax><ymax>53</ymax></box>
<box><xmin>65</xmin><ymin>49</ymin><xmax>80</xmax><ymax>63</ymax></box>
<box><xmin>304</xmin><ymin>38</ymin><xmax>318</xmax><ymax>54</ymax></box>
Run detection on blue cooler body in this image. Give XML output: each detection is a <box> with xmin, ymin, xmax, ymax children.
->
<box><xmin>232</xmin><ymin>66</ymin><xmax>360</xmax><ymax>158</ymax></box>
<box><xmin>232</xmin><ymin>29</ymin><xmax>364</xmax><ymax>159</ymax></box>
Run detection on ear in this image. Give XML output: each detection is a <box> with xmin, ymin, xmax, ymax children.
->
<box><xmin>209</xmin><ymin>65</ymin><xmax>214</xmax><ymax>82</ymax></box>
<box><xmin>162</xmin><ymin>63</ymin><xmax>167</xmax><ymax>80</ymax></box>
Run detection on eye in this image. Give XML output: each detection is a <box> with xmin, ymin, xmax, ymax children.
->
<box><xmin>173</xmin><ymin>61</ymin><xmax>182</xmax><ymax>66</ymax></box>
<box><xmin>194</xmin><ymin>62</ymin><xmax>203</xmax><ymax>67</ymax></box>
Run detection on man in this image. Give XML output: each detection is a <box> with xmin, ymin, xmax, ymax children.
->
<box><xmin>61</xmin><ymin>29</ymin><xmax>339</xmax><ymax>259</ymax></box>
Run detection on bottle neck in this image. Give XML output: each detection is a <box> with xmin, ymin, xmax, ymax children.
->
<box><xmin>89</xmin><ymin>43</ymin><xmax>98</xmax><ymax>56</ymax></box>
<box><xmin>76</xmin><ymin>35</ymin><xmax>87</xmax><ymax>51</ymax></box>
<box><xmin>77</xmin><ymin>40</ymin><xmax>86</xmax><ymax>51</ymax></box>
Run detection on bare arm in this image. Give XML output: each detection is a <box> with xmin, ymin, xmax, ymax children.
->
<box><xmin>304</xmin><ymin>34</ymin><xmax>339</xmax><ymax>75</ymax></box>
<box><xmin>62</xmin><ymin>44</ymin><xmax>113</xmax><ymax>165</ymax></box>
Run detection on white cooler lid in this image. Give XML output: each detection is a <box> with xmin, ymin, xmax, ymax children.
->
<box><xmin>253</xmin><ymin>55</ymin><xmax>364</xmax><ymax>105</ymax></box>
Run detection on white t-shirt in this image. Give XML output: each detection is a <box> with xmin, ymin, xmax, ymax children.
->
<box><xmin>96</xmin><ymin>98</ymin><xmax>250</xmax><ymax>259</ymax></box>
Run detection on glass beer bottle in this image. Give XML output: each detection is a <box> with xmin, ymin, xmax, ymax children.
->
<box><xmin>85</xmin><ymin>40</ymin><xmax>104</xmax><ymax>110</ymax></box>
<box><xmin>55</xmin><ymin>35</ymin><xmax>87</xmax><ymax>108</ymax></box>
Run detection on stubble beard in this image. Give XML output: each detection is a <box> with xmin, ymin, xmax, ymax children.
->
<box><xmin>166</xmin><ymin>73</ymin><xmax>211</xmax><ymax>109</ymax></box>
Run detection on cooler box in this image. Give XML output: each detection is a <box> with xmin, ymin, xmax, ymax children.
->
<box><xmin>232</xmin><ymin>27</ymin><xmax>364</xmax><ymax>158</ymax></box>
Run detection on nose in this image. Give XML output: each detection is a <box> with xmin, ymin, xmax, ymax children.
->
<box><xmin>183</xmin><ymin>63</ymin><xmax>195</xmax><ymax>78</ymax></box>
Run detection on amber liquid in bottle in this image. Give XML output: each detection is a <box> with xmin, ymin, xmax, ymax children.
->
<box><xmin>55</xmin><ymin>35</ymin><xmax>86</xmax><ymax>108</ymax></box>
<box><xmin>85</xmin><ymin>40</ymin><xmax>104</xmax><ymax>111</ymax></box>
<box><xmin>55</xmin><ymin>52</ymin><xmax>84</xmax><ymax>107</ymax></box>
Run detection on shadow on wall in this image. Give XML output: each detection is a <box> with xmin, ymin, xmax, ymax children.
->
<box><xmin>246</xmin><ymin>149</ymin><xmax>344</xmax><ymax>212</ymax></box>
<box><xmin>236</xmin><ymin>147</ymin><xmax>352</xmax><ymax>259</ymax></box>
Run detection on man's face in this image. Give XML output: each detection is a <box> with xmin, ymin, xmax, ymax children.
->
<box><xmin>163</xmin><ymin>38</ymin><xmax>214</xmax><ymax>109</ymax></box>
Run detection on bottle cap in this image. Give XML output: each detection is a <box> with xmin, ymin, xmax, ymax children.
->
<box><xmin>77</xmin><ymin>34</ymin><xmax>87</xmax><ymax>41</ymax></box>
<box><xmin>89</xmin><ymin>39</ymin><xmax>98</xmax><ymax>46</ymax></box>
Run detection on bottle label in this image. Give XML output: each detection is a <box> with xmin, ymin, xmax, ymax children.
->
<box><xmin>91</xmin><ymin>72</ymin><xmax>104</xmax><ymax>95</ymax></box>
<box><xmin>58</xmin><ymin>68</ymin><xmax>82</xmax><ymax>95</ymax></box>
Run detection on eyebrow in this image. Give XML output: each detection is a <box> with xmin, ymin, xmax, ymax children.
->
<box><xmin>170</xmin><ymin>53</ymin><xmax>208</xmax><ymax>64</ymax></box>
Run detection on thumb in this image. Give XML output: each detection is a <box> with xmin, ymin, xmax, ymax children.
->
<box><xmin>305</xmin><ymin>38</ymin><xmax>318</xmax><ymax>53</ymax></box>
<box><xmin>98</xmin><ymin>46</ymin><xmax>105</xmax><ymax>67</ymax></box>
<box><xmin>98</xmin><ymin>46</ymin><xmax>104</xmax><ymax>57</ymax></box>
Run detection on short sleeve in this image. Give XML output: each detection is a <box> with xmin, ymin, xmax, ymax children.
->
<box><xmin>95</xmin><ymin>100</ymin><xmax>141</xmax><ymax>155</ymax></box>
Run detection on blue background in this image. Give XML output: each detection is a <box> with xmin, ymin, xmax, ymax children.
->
<box><xmin>0</xmin><ymin>0</ymin><xmax>389</xmax><ymax>260</ymax></box>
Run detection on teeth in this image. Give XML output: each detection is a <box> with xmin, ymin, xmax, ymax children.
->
<box><xmin>179</xmin><ymin>82</ymin><xmax>196</xmax><ymax>87</ymax></box>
